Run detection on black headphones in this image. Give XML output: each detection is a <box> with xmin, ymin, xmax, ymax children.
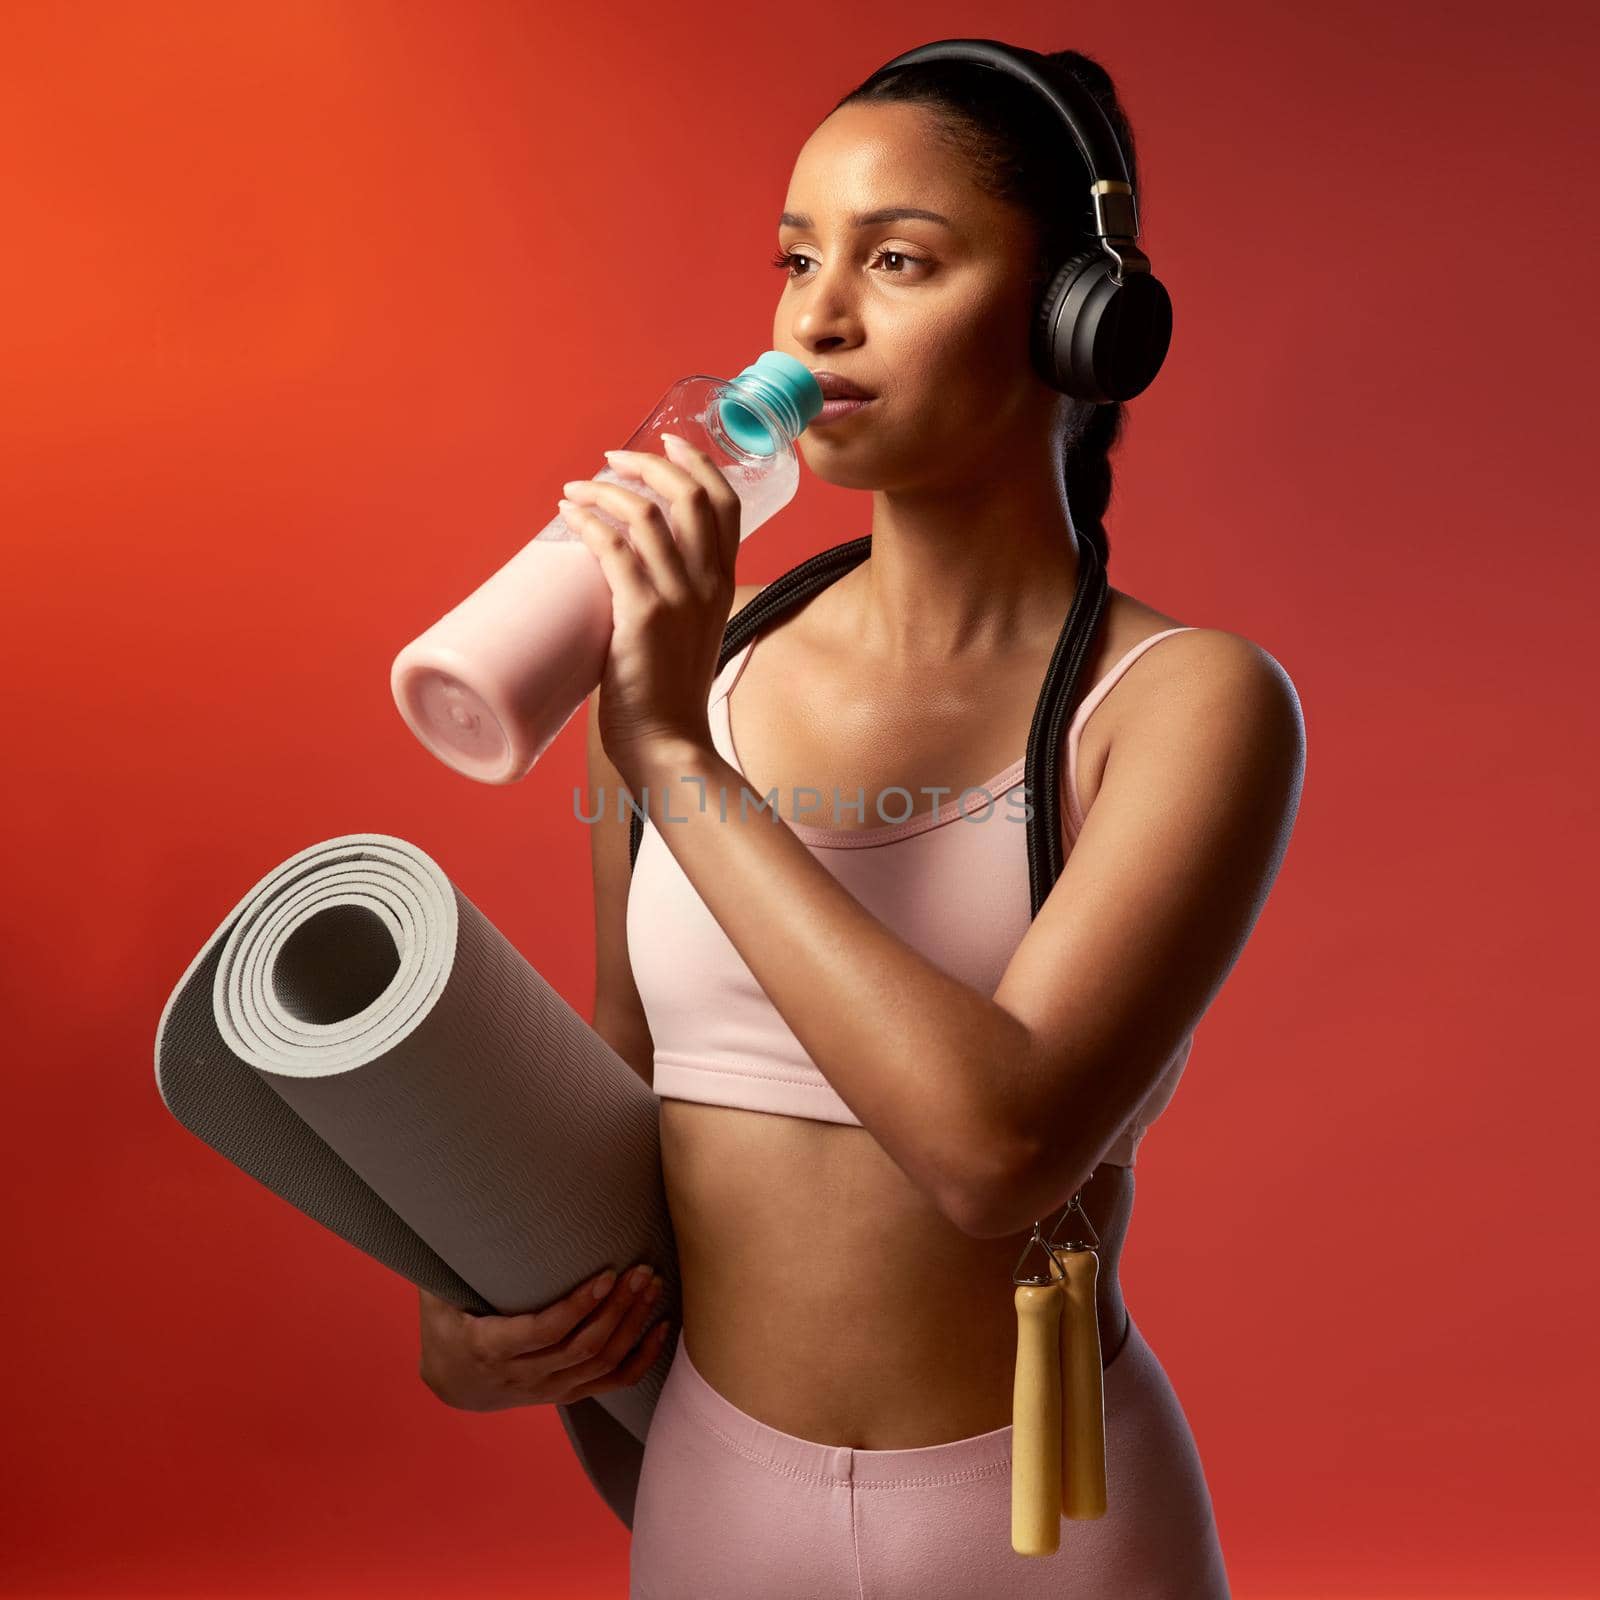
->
<box><xmin>867</xmin><ymin>37</ymin><xmax>1172</xmax><ymax>404</ymax></box>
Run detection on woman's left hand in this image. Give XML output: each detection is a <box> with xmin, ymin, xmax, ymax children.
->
<box><xmin>558</xmin><ymin>432</ymin><xmax>741</xmax><ymax>792</ymax></box>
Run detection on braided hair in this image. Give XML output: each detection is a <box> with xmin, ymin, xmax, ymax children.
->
<box><xmin>830</xmin><ymin>47</ymin><xmax>1141</xmax><ymax>569</ymax></box>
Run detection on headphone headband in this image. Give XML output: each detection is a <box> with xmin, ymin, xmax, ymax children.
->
<box><xmin>869</xmin><ymin>38</ymin><xmax>1143</xmax><ymax>260</ymax></box>
<box><xmin>874</xmin><ymin>42</ymin><xmax>1127</xmax><ymax>200</ymax></box>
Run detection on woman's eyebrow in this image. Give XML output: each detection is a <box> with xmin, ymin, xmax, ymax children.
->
<box><xmin>778</xmin><ymin>206</ymin><xmax>953</xmax><ymax>229</ymax></box>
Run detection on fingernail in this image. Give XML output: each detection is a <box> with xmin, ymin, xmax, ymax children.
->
<box><xmin>593</xmin><ymin>1273</ymin><xmax>616</xmax><ymax>1299</ymax></box>
<box><xmin>557</xmin><ymin>498</ymin><xmax>576</xmax><ymax>515</ymax></box>
<box><xmin>630</xmin><ymin>1266</ymin><xmax>652</xmax><ymax>1289</ymax></box>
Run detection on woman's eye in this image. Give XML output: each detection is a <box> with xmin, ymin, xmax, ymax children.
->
<box><xmin>872</xmin><ymin>249</ymin><xmax>926</xmax><ymax>275</ymax></box>
<box><xmin>768</xmin><ymin>247</ymin><xmax>928</xmax><ymax>279</ymax></box>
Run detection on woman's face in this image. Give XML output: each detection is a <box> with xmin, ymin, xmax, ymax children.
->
<box><xmin>772</xmin><ymin>101</ymin><xmax>1057</xmax><ymax>494</ymax></box>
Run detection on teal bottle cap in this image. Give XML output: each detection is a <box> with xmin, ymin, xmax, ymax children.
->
<box><xmin>715</xmin><ymin>350</ymin><xmax>824</xmax><ymax>456</ymax></box>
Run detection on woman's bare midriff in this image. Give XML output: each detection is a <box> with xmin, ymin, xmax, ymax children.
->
<box><xmin>661</xmin><ymin>1104</ymin><xmax>1132</xmax><ymax>1449</ymax></box>
<box><xmin>654</xmin><ymin>574</ymin><xmax>1177</xmax><ymax>1451</ymax></box>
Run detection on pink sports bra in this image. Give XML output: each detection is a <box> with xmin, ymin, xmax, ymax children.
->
<box><xmin>625</xmin><ymin>622</ymin><xmax>1199</xmax><ymax>1167</ymax></box>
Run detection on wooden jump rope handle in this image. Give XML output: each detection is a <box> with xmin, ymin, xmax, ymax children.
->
<box><xmin>1010</xmin><ymin>1280</ymin><xmax>1064</xmax><ymax>1556</ymax></box>
<box><xmin>1011</xmin><ymin>1245</ymin><xmax>1110</xmax><ymax>1557</ymax></box>
<box><xmin>1052</xmin><ymin>1246</ymin><xmax>1109</xmax><ymax>1521</ymax></box>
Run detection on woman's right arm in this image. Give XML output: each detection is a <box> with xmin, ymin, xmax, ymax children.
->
<box><xmin>585</xmin><ymin>684</ymin><xmax>656</xmax><ymax>1085</ymax></box>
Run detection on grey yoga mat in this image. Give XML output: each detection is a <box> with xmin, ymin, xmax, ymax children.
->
<box><xmin>153</xmin><ymin>831</ymin><xmax>674</xmax><ymax>1530</ymax></box>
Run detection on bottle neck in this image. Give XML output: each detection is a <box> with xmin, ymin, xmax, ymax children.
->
<box><xmin>715</xmin><ymin>370</ymin><xmax>801</xmax><ymax>457</ymax></box>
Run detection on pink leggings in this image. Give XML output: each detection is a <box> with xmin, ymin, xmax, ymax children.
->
<box><xmin>628</xmin><ymin>1315</ymin><xmax>1230</xmax><ymax>1598</ymax></box>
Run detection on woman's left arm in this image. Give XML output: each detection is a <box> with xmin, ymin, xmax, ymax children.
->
<box><xmin>562</xmin><ymin>439</ymin><xmax>1305</xmax><ymax>1241</ymax></box>
<box><xmin>980</xmin><ymin>631</ymin><xmax>1305</xmax><ymax>1234</ymax></box>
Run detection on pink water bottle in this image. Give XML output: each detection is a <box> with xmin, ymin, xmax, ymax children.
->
<box><xmin>390</xmin><ymin>350</ymin><xmax>822</xmax><ymax>784</ymax></box>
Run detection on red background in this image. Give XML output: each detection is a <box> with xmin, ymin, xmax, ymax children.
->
<box><xmin>2</xmin><ymin>2</ymin><xmax>1595</xmax><ymax>1596</ymax></box>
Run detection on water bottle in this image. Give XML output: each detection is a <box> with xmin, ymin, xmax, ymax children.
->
<box><xmin>390</xmin><ymin>350</ymin><xmax>822</xmax><ymax>784</ymax></box>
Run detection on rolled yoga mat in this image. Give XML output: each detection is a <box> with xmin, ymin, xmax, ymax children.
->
<box><xmin>153</xmin><ymin>831</ymin><xmax>675</xmax><ymax>1531</ymax></box>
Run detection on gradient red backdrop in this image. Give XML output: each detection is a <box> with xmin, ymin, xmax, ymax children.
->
<box><xmin>2</xmin><ymin>2</ymin><xmax>1595</xmax><ymax>1596</ymax></box>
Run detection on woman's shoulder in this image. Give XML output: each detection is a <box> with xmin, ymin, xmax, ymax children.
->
<box><xmin>1083</xmin><ymin>592</ymin><xmax>1302</xmax><ymax>777</ymax></box>
<box><xmin>1094</xmin><ymin>617</ymin><xmax>1304</xmax><ymax>840</ymax></box>
<box><xmin>1104</xmin><ymin>588</ymin><xmax>1296</xmax><ymax>692</ymax></box>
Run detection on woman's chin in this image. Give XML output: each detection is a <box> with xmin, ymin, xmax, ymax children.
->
<box><xmin>799</xmin><ymin>431</ymin><xmax>900</xmax><ymax>490</ymax></box>
<box><xmin>800</xmin><ymin>457</ymin><xmax>894</xmax><ymax>493</ymax></box>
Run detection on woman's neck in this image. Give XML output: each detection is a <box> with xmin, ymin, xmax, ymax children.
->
<box><xmin>848</xmin><ymin>483</ymin><xmax>1085</xmax><ymax>667</ymax></box>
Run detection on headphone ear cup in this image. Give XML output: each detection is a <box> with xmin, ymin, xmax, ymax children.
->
<box><xmin>1032</xmin><ymin>247</ymin><xmax>1174</xmax><ymax>403</ymax></box>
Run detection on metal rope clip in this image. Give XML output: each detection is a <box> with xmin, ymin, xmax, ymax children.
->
<box><xmin>1012</xmin><ymin>1178</ymin><xmax>1102</xmax><ymax>1286</ymax></box>
<box><xmin>1011</xmin><ymin>1221</ymin><xmax>1066</xmax><ymax>1287</ymax></box>
<box><xmin>1044</xmin><ymin>1188</ymin><xmax>1101</xmax><ymax>1257</ymax></box>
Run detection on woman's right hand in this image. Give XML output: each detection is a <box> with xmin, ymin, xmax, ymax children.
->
<box><xmin>418</xmin><ymin>1264</ymin><xmax>671</xmax><ymax>1413</ymax></box>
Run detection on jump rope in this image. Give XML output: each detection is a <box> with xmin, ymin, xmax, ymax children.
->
<box><xmin>625</xmin><ymin>35</ymin><xmax>1174</xmax><ymax>1559</ymax></box>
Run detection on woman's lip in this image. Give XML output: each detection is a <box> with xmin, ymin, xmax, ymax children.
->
<box><xmin>816</xmin><ymin>395</ymin><xmax>875</xmax><ymax>420</ymax></box>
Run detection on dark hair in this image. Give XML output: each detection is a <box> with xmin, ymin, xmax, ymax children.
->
<box><xmin>829</xmin><ymin>47</ymin><xmax>1140</xmax><ymax>569</ymax></box>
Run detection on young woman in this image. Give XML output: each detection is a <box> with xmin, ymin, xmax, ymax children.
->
<box><xmin>562</xmin><ymin>47</ymin><xmax>1300</xmax><ymax>1599</ymax></box>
